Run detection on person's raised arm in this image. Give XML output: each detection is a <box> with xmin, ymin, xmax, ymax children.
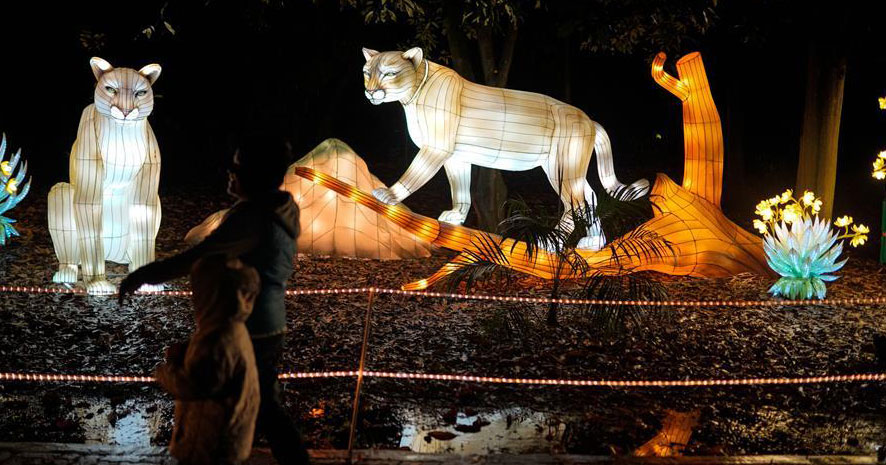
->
<box><xmin>118</xmin><ymin>208</ymin><xmax>263</xmax><ymax>305</ymax></box>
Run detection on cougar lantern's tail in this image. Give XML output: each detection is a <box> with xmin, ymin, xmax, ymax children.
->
<box><xmin>593</xmin><ymin>122</ymin><xmax>649</xmax><ymax>201</ymax></box>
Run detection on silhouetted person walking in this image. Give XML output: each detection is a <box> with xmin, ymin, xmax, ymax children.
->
<box><xmin>121</xmin><ymin>134</ymin><xmax>310</xmax><ymax>465</ymax></box>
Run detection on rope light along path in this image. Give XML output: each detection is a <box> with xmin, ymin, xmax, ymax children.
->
<box><xmin>2</xmin><ymin>284</ymin><xmax>886</xmax><ymax>308</ymax></box>
<box><xmin>1</xmin><ymin>371</ymin><xmax>885</xmax><ymax>388</ymax></box>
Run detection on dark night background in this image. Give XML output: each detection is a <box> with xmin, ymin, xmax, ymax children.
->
<box><xmin>1</xmin><ymin>1</ymin><xmax>884</xmax><ymax>257</ymax></box>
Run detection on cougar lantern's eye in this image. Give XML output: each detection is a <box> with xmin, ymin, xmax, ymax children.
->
<box><xmin>383</xmin><ymin>71</ymin><xmax>398</xmax><ymax>77</ymax></box>
<box><xmin>135</xmin><ymin>90</ymin><xmax>148</xmax><ymax>98</ymax></box>
<box><xmin>104</xmin><ymin>86</ymin><xmax>117</xmax><ymax>95</ymax></box>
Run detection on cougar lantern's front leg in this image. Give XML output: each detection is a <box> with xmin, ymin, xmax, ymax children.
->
<box><xmin>372</xmin><ymin>146</ymin><xmax>450</xmax><ymax>205</ymax></box>
<box><xmin>439</xmin><ymin>158</ymin><xmax>471</xmax><ymax>225</ymax></box>
<box><xmin>127</xmin><ymin>128</ymin><xmax>161</xmax><ymax>284</ymax></box>
<box><xmin>72</xmin><ymin>150</ymin><xmax>114</xmax><ymax>294</ymax></box>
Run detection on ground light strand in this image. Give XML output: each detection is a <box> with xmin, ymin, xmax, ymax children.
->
<box><xmin>2</xmin><ymin>284</ymin><xmax>886</xmax><ymax>308</ymax></box>
<box><xmin>2</xmin><ymin>371</ymin><xmax>884</xmax><ymax>388</ymax></box>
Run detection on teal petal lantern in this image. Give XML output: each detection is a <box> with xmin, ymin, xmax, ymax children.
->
<box><xmin>763</xmin><ymin>216</ymin><xmax>846</xmax><ymax>300</ymax></box>
<box><xmin>0</xmin><ymin>134</ymin><xmax>31</xmax><ymax>245</ymax></box>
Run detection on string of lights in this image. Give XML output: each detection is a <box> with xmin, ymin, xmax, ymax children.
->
<box><xmin>2</xmin><ymin>371</ymin><xmax>884</xmax><ymax>388</ymax></box>
<box><xmin>2</xmin><ymin>284</ymin><xmax>885</xmax><ymax>308</ymax></box>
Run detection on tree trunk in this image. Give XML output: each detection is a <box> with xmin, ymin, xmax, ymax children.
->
<box><xmin>723</xmin><ymin>51</ymin><xmax>745</xmax><ymax>213</ymax></box>
<box><xmin>795</xmin><ymin>41</ymin><xmax>847</xmax><ymax>221</ymax></box>
<box><xmin>442</xmin><ymin>2</ymin><xmax>476</xmax><ymax>81</ymax></box>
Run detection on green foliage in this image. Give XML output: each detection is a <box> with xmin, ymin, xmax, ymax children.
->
<box><xmin>555</xmin><ymin>0</ymin><xmax>719</xmax><ymax>55</ymax></box>
<box><xmin>581</xmin><ymin>271</ymin><xmax>668</xmax><ymax>334</ymax></box>
<box><xmin>595</xmin><ymin>184</ymin><xmax>656</xmax><ymax>242</ymax></box>
<box><xmin>442</xmin><ymin>233</ymin><xmax>514</xmax><ymax>294</ymax></box>
<box><xmin>339</xmin><ymin>0</ymin><xmax>534</xmax><ymax>58</ymax></box>
<box><xmin>441</xmin><ymin>194</ymin><xmax>671</xmax><ymax>332</ymax></box>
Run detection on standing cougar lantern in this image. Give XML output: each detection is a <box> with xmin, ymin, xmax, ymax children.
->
<box><xmin>48</xmin><ymin>58</ymin><xmax>162</xmax><ymax>294</ymax></box>
<box><xmin>362</xmin><ymin>47</ymin><xmax>649</xmax><ymax>250</ymax></box>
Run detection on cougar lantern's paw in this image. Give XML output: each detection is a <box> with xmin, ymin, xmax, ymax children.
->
<box><xmin>577</xmin><ymin>235</ymin><xmax>606</xmax><ymax>252</ymax></box>
<box><xmin>137</xmin><ymin>283</ymin><xmax>165</xmax><ymax>293</ymax></box>
<box><xmin>85</xmin><ymin>279</ymin><xmax>116</xmax><ymax>295</ymax></box>
<box><xmin>612</xmin><ymin>179</ymin><xmax>651</xmax><ymax>201</ymax></box>
<box><xmin>438</xmin><ymin>208</ymin><xmax>469</xmax><ymax>225</ymax></box>
<box><xmin>372</xmin><ymin>187</ymin><xmax>399</xmax><ymax>206</ymax></box>
<box><xmin>52</xmin><ymin>264</ymin><xmax>78</xmax><ymax>284</ymax></box>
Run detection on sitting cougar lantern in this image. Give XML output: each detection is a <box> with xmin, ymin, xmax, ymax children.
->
<box><xmin>48</xmin><ymin>57</ymin><xmax>162</xmax><ymax>294</ymax></box>
<box><xmin>363</xmin><ymin>47</ymin><xmax>649</xmax><ymax>250</ymax></box>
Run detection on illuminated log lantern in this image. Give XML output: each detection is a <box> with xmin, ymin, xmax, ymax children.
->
<box><xmin>294</xmin><ymin>52</ymin><xmax>772</xmax><ymax>289</ymax></box>
<box><xmin>186</xmin><ymin>139</ymin><xmax>433</xmax><ymax>260</ymax></box>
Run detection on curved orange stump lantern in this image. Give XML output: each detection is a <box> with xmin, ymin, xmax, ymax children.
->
<box><xmin>293</xmin><ymin>52</ymin><xmax>772</xmax><ymax>289</ymax></box>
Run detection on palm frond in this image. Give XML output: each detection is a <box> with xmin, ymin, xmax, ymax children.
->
<box><xmin>605</xmin><ymin>225</ymin><xmax>674</xmax><ymax>271</ymax></box>
<box><xmin>498</xmin><ymin>197</ymin><xmax>565</xmax><ymax>261</ymax></box>
<box><xmin>580</xmin><ymin>270</ymin><xmax>669</xmax><ymax>334</ymax></box>
<box><xmin>441</xmin><ymin>232</ymin><xmax>513</xmax><ymax>293</ymax></box>
<box><xmin>596</xmin><ymin>184</ymin><xmax>656</xmax><ymax>240</ymax></box>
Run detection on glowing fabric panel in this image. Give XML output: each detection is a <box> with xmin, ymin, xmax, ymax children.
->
<box><xmin>286</xmin><ymin>139</ymin><xmax>432</xmax><ymax>259</ymax></box>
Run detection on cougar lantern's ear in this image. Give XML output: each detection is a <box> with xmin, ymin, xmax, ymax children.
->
<box><xmin>362</xmin><ymin>47</ymin><xmax>380</xmax><ymax>61</ymax></box>
<box><xmin>138</xmin><ymin>64</ymin><xmax>162</xmax><ymax>85</ymax></box>
<box><xmin>89</xmin><ymin>57</ymin><xmax>113</xmax><ymax>81</ymax></box>
<box><xmin>402</xmin><ymin>47</ymin><xmax>424</xmax><ymax>68</ymax></box>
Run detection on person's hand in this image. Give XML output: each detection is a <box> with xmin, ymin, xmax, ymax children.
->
<box><xmin>118</xmin><ymin>270</ymin><xmax>146</xmax><ymax>307</ymax></box>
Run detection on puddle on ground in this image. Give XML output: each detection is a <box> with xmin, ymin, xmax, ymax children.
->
<box><xmin>398</xmin><ymin>408</ymin><xmax>566</xmax><ymax>454</ymax></box>
<box><xmin>1</xmin><ymin>389</ymin><xmax>883</xmax><ymax>454</ymax></box>
<box><xmin>0</xmin><ymin>392</ymin><xmax>169</xmax><ymax>446</ymax></box>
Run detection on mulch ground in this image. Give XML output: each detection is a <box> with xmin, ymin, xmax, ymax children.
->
<box><xmin>0</xmin><ymin>185</ymin><xmax>884</xmax><ymax>455</ymax></box>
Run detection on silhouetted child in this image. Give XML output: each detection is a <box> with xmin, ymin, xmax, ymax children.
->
<box><xmin>155</xmin><ymin>255</ymin><xmax>261</xmax><ymax>465</ymax></box>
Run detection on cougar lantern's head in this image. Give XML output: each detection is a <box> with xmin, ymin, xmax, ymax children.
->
<box><xmin>90</xmin><ymin>57</ymin><xmax>161</xmax><ymax>122</ymax></box>
<box><xmin>362</xmin><ymin>47</ymin><xmax>424</xmax><ymax>105</ymax></box>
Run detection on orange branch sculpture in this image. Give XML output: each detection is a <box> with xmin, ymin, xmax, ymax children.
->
<box><xmin>294</xmin><ymin>51</ymin><xmax>772</xmax><ymax>290</ymax></box>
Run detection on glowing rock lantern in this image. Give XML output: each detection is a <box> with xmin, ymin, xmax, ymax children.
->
<box><xmin>362</xmin><ymin>47</ymin><xmax>649</xmax><ymax>251</ymax></box>
<box><xmin>48</xmin><ymin>57</ymin><xmax>163</xmax><ymax>295</ymax></box>
<box><xmin>186</xmin><ymin>139</ymin><xmax>432</xmax><ymax>260</ymax></box>
<box><xmin>0</xmin><ymin>134</ymin><xmax>31</xmax><ymax>245</ymax></box>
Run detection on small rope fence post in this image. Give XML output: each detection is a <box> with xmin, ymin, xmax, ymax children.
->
<box><xmin>347</xmin><ymin>287</ymin><xmax>376</xmax><ymax>464</ymax></box>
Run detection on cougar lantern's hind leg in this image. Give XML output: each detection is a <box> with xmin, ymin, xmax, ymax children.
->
<box><xmin>48</xmin><ymin>183</ymin><xmax>80</xmax><ymax>283</ymax></box>
<box><xmin>576</xmin><ymin>179</ymin><xmax>606</xmax><ymax>251</ymax></box>
<box><xmin>546</xmin><ymin>109</ymin><xmax>605</xmax><ymax>251</ymax></box>
<box><xmin>438</xmin><ymin>158</ymin><xmax>471</xmax><ymax>225</ymax></box>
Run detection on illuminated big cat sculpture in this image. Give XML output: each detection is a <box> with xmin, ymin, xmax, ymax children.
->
<box><xmin>48</xmin><ymin>58</ymin><xmax>163</xmax><ymax>294</ymax></box>
<box><xmin>363</xmin><ymin>47</ymin><xmax>649</xmax><ymax>250</ymax></box>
